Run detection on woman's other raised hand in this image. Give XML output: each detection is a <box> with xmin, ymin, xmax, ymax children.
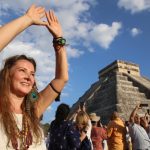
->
<box><xmin>45</xmin><ymin>10</ymin><xmax>63</xmax><ymax>38</ymax></box>
<box><xmin>26</xmin><ymin>4</ymin><xmax>47</xmax><ymax>26</ymax></box>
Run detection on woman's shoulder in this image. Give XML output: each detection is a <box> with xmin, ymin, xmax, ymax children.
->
<box><xmin>65</xmin><ymin>120</ymin><xmax>74</xmax><ymax>125</ymax></box>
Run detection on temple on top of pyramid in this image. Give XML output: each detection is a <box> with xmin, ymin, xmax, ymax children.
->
<box><xmin>99</xmin><ymin>60</ymin><xmax>140</xmax><ymax>80</ymax></box>
<box><xmin>71</xmin><ymin>60</ymin><xmax>150</xmax><ymax>124</ymax></box>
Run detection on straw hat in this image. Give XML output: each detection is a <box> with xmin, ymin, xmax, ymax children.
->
<box><xmin>89</xmin><ymin>113</ymin><xmax>100</xmax><ymax>122</ymax></box>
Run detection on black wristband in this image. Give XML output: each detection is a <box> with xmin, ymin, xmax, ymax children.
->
<box><xmin>49</xmin><ymin>83</ymin><xmax>61</xmax><ymax>102</ymax></box>
<box><xmin>53</xmin><ymin>37</ymin><xmax>67</xmax><ymax>46</ymax></box>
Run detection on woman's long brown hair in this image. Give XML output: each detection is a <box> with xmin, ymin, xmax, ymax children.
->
<box><xmin>0</xmin><ymin>55</ymin><xmax>42</xmax><ymax>146</ymax></box>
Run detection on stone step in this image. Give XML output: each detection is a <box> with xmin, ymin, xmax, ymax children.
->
<box><xmin>120</xmin><ymin>99</ymin><xmax>150</xmax><ymax>106</ymax></box>
<box><xmin>99</xmin><ymin>88</ymin><xmax>115</xmax><ymax>94</ymax></box>
<box><xmin>120</xmin><ymin>104</ymin><xmax>150</xmax><ymax>115</ymax></box>
<box><xmin>96</xmin><ymin>88</ymin><xmax>146</xmax><ymax>100</ymax></box>
<box><xmin>119</xmin><ymin>93</ymin><xmax>148</xmax><ymax>98</ymax></box>
<box><xmin>129</xmin><ymin>75</ymin><xmax>150</xmax><ymax>89</ymax></box>
<box><xmin>93</xmin><ymin>90</ymin><xmax>148</xmax><ymax>106</ymax></box>
<box><xmin>118</xmin><ymin>90</ymin><xmax>146</xmax><ymax>97</ymax></box>
<box><xmin>115</xmin><ymin>72</ymin><xmax>123</xmax><ymax>75</ymax></box>
<box><xmin>116</xmin><ymin>85</ymin><xmax>139</xmax><ymax>92</ymax></box>
<box><xmin>89</xmin><ymin>97</ymin><xmax>116</xmax><ymax>105</ymax></box>
<box><xmin>116</xmin><ymin>75</ymin><xmax>128</xmax><ymax>81</ymax></box>
<box><xmin>89</xmin><ymin>98</ymin><xmax>104</xmax><ymax>106</ymax></box>
<box><xmin>94</xmin><ymin>92</ymin><xmax>116</xmax><ymax>99</ymax></box>
<box><xmin>118</xmin><ymin>96</ymin><xmax>146</xmax><ymax>101</ymax></box>
<box><xmin>117</xmin><ymin>80</ymin><xmax>133</xmax><ymax>86</ymax></box>
<box><xmin>121</xmin><ymin>104</ymin><xmax>150</xmax><ymax>110</ymax></box>
<box><xmin>94</xmin><ymin>105</ymin><xmax>116</xmax><ymax>114</ymax></box>
<box><xmin>101</xmin><ymin>80</ymin><xmax>116</xmax><ymax>87</ymax></box>
<box><xmin>104</xmin><ymin>75</ymin><xmax>128</xmax><ymax>82</ymax></box>
<box><xmin>89</xmin><ymin>99</ymin><xmax>116</xmax><ymax>110</ymax></box>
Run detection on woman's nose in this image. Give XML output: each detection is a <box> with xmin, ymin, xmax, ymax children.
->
<box><xmin>24</xmin><ymin>72</ymin><xmax>31</xmax><ymax>80</ymax></box>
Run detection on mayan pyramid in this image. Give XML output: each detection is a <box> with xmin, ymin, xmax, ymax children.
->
<box><xmin>71</xmin><ymin>60</ymin><xmax>150</xmax><ymax>124</ymax></box>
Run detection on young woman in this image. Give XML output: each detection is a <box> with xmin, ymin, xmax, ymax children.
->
<box><xmin>0</xmin><ymin>4</ymin><xmax>68</xmax><ymax>150</ymax></box>
<box><xmin>76</xmin><ymin>111</ymin><xmax>92</xmax><ymax>150</ymax></box>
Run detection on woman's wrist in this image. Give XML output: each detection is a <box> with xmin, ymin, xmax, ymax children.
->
<box><xmin>53</xmin><ymin>45</ymin><xmax>65</xmax><ymax>52</ymax></box>
<box><xmin>53</xmin><ymin>35</ymin><xmax>63</xmax><ymax>38</ymax></box>
<box><xmin>23</xmin><ymin>14</ymin><xmax>33</xmax><ymax>26</ymax></box>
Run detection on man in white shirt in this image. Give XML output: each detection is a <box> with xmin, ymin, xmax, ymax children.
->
<box><xmin>129</xmin><ymin>105</ymin><xmax>150</xmax><ymax>150</ymax></box>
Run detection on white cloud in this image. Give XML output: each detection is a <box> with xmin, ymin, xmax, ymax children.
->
<box><xmin>67</xmin><ymin>47</ymin><xmax>84</xmax><ymax>58</ymax></box>
<box><xmin>90</xmin><ymin>22</ymin><xmax>122</xmax><ymax>49</ymax></box>
<box><xmin>82</xmin><ymin>42</ymin><xmax>96</xmax><ymax>52</ymax></box>
<box><xmin>130</xmin><ymin>28</ymin><xmax>142</xmax><ymax>37</ymax></box>
<box><xmin>118</xmin><ymin>0</ymin><xmax>150</xmax><ymax>13</ymax></box>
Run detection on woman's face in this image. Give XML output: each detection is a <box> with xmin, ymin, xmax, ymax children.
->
<box><xmin>77</xmin><ymin>123</ymin><xmax>86</xmax><ymax>132</ymax></box>
<box><xmin>10</xmin><ymin>59</ymin><xmax>35</xmax><ymax>97</ymax></box>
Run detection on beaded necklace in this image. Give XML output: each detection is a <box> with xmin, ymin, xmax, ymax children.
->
<box><xmin>11</xmin><ymin>113</ymin><xmax>32</xmax><ymax>150</ymax></box>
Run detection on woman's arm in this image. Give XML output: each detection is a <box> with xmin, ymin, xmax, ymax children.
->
<box><xmin>107</xmin><ymin>121</ymin><xmax>114</xmax><ymax>138</ymax></box>
<box><xmin>68</xmin><ymin>106</ymin><xmax>81</xmax><ymax>121</ymax></box>
<box><xmin>36</xmin><ymin>10</ymin><xmax>68</xmax><ymax>117</ymax></box>
<box><xmin>0</xmin><ymin>4</ymin><xmax>46</xmax><ymax>51</ymax></box>
<box><xmin>129</xmin><ymin>105</ymin><xmax>140</xmax><ymax>123</ymax></box>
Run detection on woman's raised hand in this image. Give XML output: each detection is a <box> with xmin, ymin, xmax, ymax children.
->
<box><xmin>45</xmin><ymin>10</ymin><xmax>63</xmax><ymax>38</ymax></box>
<box><xmin>26</xmin><ymin>4</ymin><xmax>47</xmax><ymax>26</ymax></box>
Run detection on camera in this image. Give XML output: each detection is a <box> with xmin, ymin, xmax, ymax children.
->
<box><xmin>139</xmin><ymin>104</ymin><xmax>148</xmax><ymax>107</ymax></box>
<box><xmin>147</xmin><ymin>109</ymin><xmax>150</xmax><ymax>114</ymax></box>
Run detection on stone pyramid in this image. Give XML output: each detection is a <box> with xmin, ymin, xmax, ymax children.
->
<box><xmin>71</xmin><ymin>60</ymin><xmax>150</xmax><ymax>124</ymax></box>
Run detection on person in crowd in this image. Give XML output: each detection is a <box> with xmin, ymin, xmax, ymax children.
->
<box><xmin>89</xmin><ymin>113</ymin><xmax>107</xmax><ymax>150</ymax></box>
<box><xmin>107</xmin><ymin>111</ymin><xmax>126</xmax><ymax>150</ymax></box>
<box><xmin>97</xmin><ymin>117</ymin><xmax>108</xmax><ymax>150</ymax></box>
<box><xmin>48</xmin><ymin>103</ymin><xmax>82</xmax><ymax>150</ymax></box>
<box><xmin>125</xmin><ymin>121</ymin><xmax>132</xmax><ymax>150</ymax></box>
<box><xmin>140</xmin><ymin>116</ymin><xmax>149</xmax><ymax>132</ymax></box>
<box><xmin>144</xmin><ymin>111</ymin><xmax>150</xmax><ymax>138</ymax></box>
<box><xmin>0</xmin><ymin>4</ymin><xmax>68</xmax><ymax>150</ymax></box>
<box><xmin>69</xmin><ymin>102</ymin><xmax>93</xmax><ymax>149</ymax></box>
<box><xmin>76</xmin><ymin>111</ymin><xmax>92</xmax><ymax>150</ymax></box>
<box><xmin>140</xmin><ymin>112</ymin><xmax>150</xmax><ymax>139</ymax></box>
<box><xmin>129</xmin><ymin>105</ymin><xmax>150</xmax><ymax>150</ymax></box>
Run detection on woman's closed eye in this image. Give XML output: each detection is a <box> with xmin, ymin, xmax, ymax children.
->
<box><xmin>19</xmin><ymin>68</ymin><xmax>26</xmax><ymax>73</ymax></box>
<box><xmin>19</xmin><ymin>68</ymin><xmax>35</xmax><ymax>77</ymax></box>
<box><xmin>31</xmin><ymin>73</ymin><xmax>35</xmax><ymax>77</ymax></box>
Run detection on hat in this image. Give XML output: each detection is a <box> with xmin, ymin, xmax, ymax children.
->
<box><xmin>89</xmin><ymin>113</ymin><xmax>100</xmax><ymax>122</ymax></box>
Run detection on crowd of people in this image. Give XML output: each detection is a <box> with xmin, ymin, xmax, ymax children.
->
<box><xmin>46</xmin><ymin>103</ymin><xmax>150</xmax><ymax>150</ymax></box>
<box><xmin>0</xmin><ymin>3</ymin><xmax>150</xmax><ymax>150</ymax></box>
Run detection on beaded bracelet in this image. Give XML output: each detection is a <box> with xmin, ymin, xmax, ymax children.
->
<box><xmin>53</xmin><ymin>37</ymin><xmax>66</xmax><ymax>45</ymax></box>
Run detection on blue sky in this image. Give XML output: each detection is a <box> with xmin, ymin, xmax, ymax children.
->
<box><xmin>0</xmin><ymin>0</ymin><xmax>150</xmax><ymax>123</ymax></box>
